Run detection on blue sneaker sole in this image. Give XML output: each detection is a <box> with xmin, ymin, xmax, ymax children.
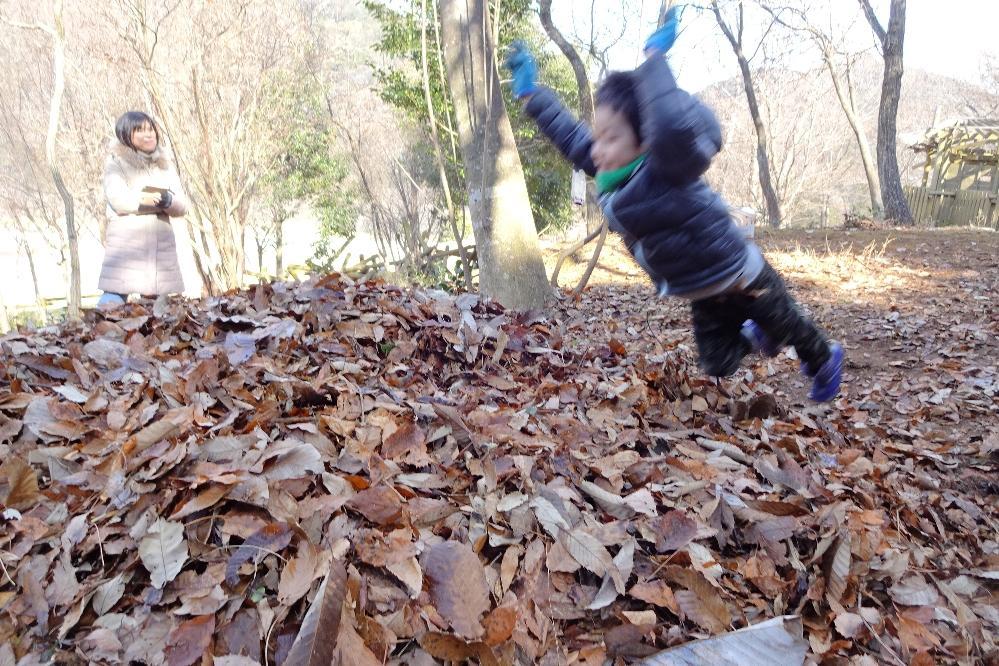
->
<box><xmin>809</xmin><ymin>343</ymin><xmax>843</xmax><ymax>402</ymax></box>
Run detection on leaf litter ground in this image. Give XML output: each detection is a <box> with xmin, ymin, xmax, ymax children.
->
<box><xmin>0</xmin><ymin>229</ymin><xmax>996</xmax><ymax>665</ymax></box>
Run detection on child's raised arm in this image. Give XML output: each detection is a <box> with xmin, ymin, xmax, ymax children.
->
<box><xmin>505</xmin><ymin>42</ymin><xmax>598</xmax><ymax>177</ymax></box>
<box><xmin>639</xmin><ymin>9</ymin><xmax>723</xmax><ymax>185</ymax></box>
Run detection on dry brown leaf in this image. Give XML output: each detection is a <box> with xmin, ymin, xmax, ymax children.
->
<box><xmin>225</xmin><ymin>522</ymin><xmax>293</xmax><ymax>585</ymax></box>
<box><xmin>356</xmin><ymin>527</ymin><xmax>418</xmax><ymax>568</ymax></box>
<box><xmin>623</xmin><ymin>487</ymin><xmax>658</xmax><ymax>517</ymax></box>
<box><xmin>284</xmin><ymin>557</ymin><xmax>348</xmax><ymax>666</ymax></box>
<box><xmin>419</xmin><ymin>633</ymin><xmax>478</xmax><ymax>661</ymax></box>
<box><xmin>421</xmin><ymin>541</ymin><xmax>491</xmax><ymax>640</ymax></box>
<box><xmin>896</xmin><ymin>615</ymin><xmax>941</xmax><ymax>653</ymax></box>
<box><xmin>164</xmin><ymin>614</ymin><xmax>214</xmax><ymax>666</ymax></box>
<box><xmin>561</xmin><ymin>528</ymin><xmax>615</xmax><ymax>578</ymax></box>
<box><xmin>139</xmin><ymin>518</ymin><xmax>188</xmax><ymax>589</ymax></box>
<box><xmin>1</xmin><ymin>457</ymin><xmax>39</xmax><ymax>510</ymax></box>
<box><xmin>623</xmin><ymin>610</ymin><xmax>657</xmax><ymax>627</ymax></box>
<box><xmin>500</xmin><ymin>545</ymin><xmax>522</xmax><ymax>594</ymax></box>
<box><xmin>219</xmin><ymin>610</ymin><xmax>262</xmax><ymax>663</ymax></box>
<box><xmin>889</xmin><ymin>576</ymin><xmax>940</xmax><ymax>607</ymax></box>
<box><xmin>629</xmin><ymin>580</ymin><xmax>679</xmax><ymax>614</ymax></box>
<box><xmin>746</xmin><ymin>500</ymin><xmax>809</xmax><ymax>517</ymax></box>
<box><xmin>382</xmin><ymin>420</ymin><xmax>427</xmax><ymax>461</ymax></box>
<box><xmin>346</xmin><ymin>485</ymin><xmax>404</xmax><ymax>526</ymax></box>
<box><xmin>169</xmin><ymin>483</ymin><xmax>233</xmax><ymax>520</ymax></box>
<box><xmin>824</xmin><ymin>532</ymin><xmax>851</xmax><ymax>607</ymax></box>
<box><xmin>665</xmin><ymin>567</ymin><xmax>732</xmax><ymax>634</ymax></box>
<box><xmin>278</xmin><ymin>542</ymin><xmax>323</xmax><ymax>606</ymax></box>
<box><xmin>745</xmin><ymin>516</ymin><xmax>798</xmax><ymax>545</ymax></box>
<box><xmin>653</xmin><ymin>510</ymin><xmax>697</xmax><ymax>553</ymax></box>
<box><xmin>0</xmin><ymin>414</ymin><xmax>22</xmax><ymax>442</ymax></box>
<box><xmin>263</xmin><ymin>439</ymin><xmax>324</xmax><ymax>481</ymax></box>
<box><xmin>419</xmin><ymin>632</ymin><xmax>501</xmax><ymax>666</ymax></box>
<box><xmin>833</xmin><ymin>612</ymin><xmax>865</xmax><ymax>639</ymax></box>
<box><xmin>386</xmin><ymin>557</ymin><xmax>423</xmax><ymax>598</ymax></box>
<box><xmin>482</xmin><ymin>606</ymin><xmax>517</xmax><ymax>646</ymax></box>
<box><xmin>579</xmin><ymin>480</ymin><xmax>635</xmax><ymax>519</ymax></box>
<box><xmin>92</xmin><ymin>573</ymin><xmax>128</xmax><ymax>616</ymax></box>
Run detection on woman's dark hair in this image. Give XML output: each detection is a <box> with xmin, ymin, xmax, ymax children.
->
<box><xmin>114</xmin><ymin>111</ymin><xmax>159</xmax><ymax>150</ymax></box>
<box><xmin>595</xmin><ymin>72</ymin><xmax>642</xmax><ymax>142</ymax></box>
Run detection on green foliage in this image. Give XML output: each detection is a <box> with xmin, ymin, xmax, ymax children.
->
<box><xmin>364</xmin><ymin>0</ymin><xmax>580</xmax><ymax>233</ymax></box>
<box><xmin>253</xmin><ymin>74</ymin><xmax>357</xmax><ymax>274</ymax></box>
<box><xmin>265</xmin><ymin>127</ymin><xmax>355</xmax><ymax>233</ymax></box>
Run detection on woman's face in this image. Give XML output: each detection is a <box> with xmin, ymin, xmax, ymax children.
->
<box><xmin>131</xmin><ymin>122</ymin><xmax>158</xmax><ymax>154</ymax></box>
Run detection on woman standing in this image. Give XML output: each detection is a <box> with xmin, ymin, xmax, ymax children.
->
<box><xmin>98</xmin><ymin>111</ymin><xmax>188</xmax><ymax>305</ymax></box>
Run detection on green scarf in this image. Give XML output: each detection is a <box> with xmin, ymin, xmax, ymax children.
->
<box><xmin>595</xmin><ymin>154</ymin><xmax>647</xmax><ymax>195</ymax></box>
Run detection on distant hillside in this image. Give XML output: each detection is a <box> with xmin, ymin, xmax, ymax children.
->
<box><xmin>695</xmin><ymin>57</ymin><xmax>997</xmax><ymax>225</ymax></box>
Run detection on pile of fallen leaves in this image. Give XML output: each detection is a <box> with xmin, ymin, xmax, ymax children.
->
<box><xmin>1</xmin><ymin>271</ymin><xmax>996</xmax><ymax>665</ymax></box>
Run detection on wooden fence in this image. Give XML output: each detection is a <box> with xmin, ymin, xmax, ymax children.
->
<box><xmin>904</xmin><ymin>186</ymin><xmax>998</xmax><ymax>228</ymax></box>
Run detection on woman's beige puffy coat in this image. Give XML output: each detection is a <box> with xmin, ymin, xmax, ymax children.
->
<box><xmin>99</xmin><ymin>141</ymin><xmax>189</xmax><ymax>296</ymax></box>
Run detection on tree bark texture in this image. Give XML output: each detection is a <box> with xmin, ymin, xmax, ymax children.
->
<box><xmin>438</xmin><ymin>0</ymin><xmax>551</xmax><ymax>310</ymax></box>
<box><xmin>860</xmin><ymin>0</ymin><xmax>913</xmax><ymax>224</ymax></box>
<box><xmin>711</xmin><ymin>1</ymin><xmax>782</xmax><ymax>228</ymax></box>
<box><xmin>826</xmin><ymin>54</ymin><xmax>884</xmax><ymax>218</ymax></box>
<box><xmin>44</xmin><ymin>0</ymin><xmax>81</xmax><ymax>317</ymax></box>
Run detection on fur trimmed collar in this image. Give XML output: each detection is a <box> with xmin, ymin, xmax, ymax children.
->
<box><xmin>110</xmin><ymin>139</ymin><xmax>171</xmax><ymax>171</ymax></box>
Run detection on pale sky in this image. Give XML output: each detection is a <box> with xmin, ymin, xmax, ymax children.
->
<box><xmin>548</xmin><ymin>0</ymin><xmax>998</xmax><ymax>93</ymax></box>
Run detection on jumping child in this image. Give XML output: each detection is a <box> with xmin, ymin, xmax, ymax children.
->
<box><xmin>505</xmin><ymin>8</ymin><xmax>843</xmax><ymax>401</ymax></box>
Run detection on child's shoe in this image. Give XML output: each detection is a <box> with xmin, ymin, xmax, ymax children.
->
<box><xmin>741</xmin><ymin>320</ymin><xmax>780</xmax><ymax>358</ymax></box>
<box><xmin>807</xmin><ymin>342</ymin><xmax>843</xmax><ymax>402</ymax></box>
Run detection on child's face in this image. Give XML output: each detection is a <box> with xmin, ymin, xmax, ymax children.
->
<box><xmin>131</xmin><ymin>123</ymin><xmax>158</xmax><ymax>154</ymax></box>
<box><xmin>591</xmin><ymin>105</ymin><xmax>642</xmax><ymax>173</ymax></box>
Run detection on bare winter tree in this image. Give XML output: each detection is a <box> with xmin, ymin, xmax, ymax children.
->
<box><xmin>858</xmin><ymin>0</ymin><xmax>913</xmax><ymax>224</ymax></box>
<box><xmin>763</xmin><ymin>2</ymin><xmax>883</xmax><ymax>218</ymax></box>
<box><xmin>709</xmin><ymin>0</ymin><xmax>783</xmax><ymax>227</ymax></box>
<box><xmin>2</xmin><ymin>0</ymin><xmax>81</xmax><ymax>317</ymax></box>
<box><xmin>0</xmin><ymin>91</ymin><xmax>69</xmax><ymax>304</ymax></box>
<box><xmin>437</xmin><ymin>0</ymin><xmax>551</xmax><ymax>309</ymax></box>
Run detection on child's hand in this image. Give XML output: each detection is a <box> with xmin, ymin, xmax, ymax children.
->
<box><xmin>645</xmin><ymin>5</ymin><xmax>682</xmax><ymax>55</ymax></box>
<box><xmin>504</xmin><ymin>40</ymin><xmax>538</xmax><ymax>99</ymax></box>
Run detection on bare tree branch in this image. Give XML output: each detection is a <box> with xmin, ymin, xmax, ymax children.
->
<box><xmin>857</xmin><ymin>0</ymin><xmax>886</xmax><ymax>47</ymax></box>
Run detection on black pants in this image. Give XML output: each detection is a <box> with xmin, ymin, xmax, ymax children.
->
<box><xmin>690</xmin><ymin>261</ymin><xmax>831</xmax><ymax>377</ymax></box>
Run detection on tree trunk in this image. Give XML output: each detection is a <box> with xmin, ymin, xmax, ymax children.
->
<box><xmin>275</xmin><ymin>218</ymin><xmax>284</xmax><ymax>276</ymax></box>
<box><xmin>825</xmin><ymin>52</ymin><xmax>883</xmax><ymax>218</ymax></box>
<box><xmin>255</xmin><ymin>236</ymin><xmax>265</xmax><ymax>277</ymax></box>
<box><xmin>712</xmin><ymin>1</ymin><xmax>782</xmax><ymax>228</ymax></box>
<box><xmin>422</xmin><ymin>0</ymin><xmax>472</xmax><ymax>290</ymax></box>
<box><xmin>438</xmin><ymin>0</ymin><xmax>551</xmax><ymax>310</ymax></box>
<box><xmin>538</xmin><ymin>0</ymin><xmax>605</xmax><ymax>294</ymax></box>
<box><xmin>736</xmin><ymin>51</ymin><xmax>782</xmax><ymax>228</ymax></box>
<box><xmin>43</xmin><ymin>0</ymin><xmax>80</xmax><ymax>318</ymax></box>
<box><xmin>860</xmin><ymin>0</ymin><xmax>913</xmax><ymax>225</ymax></box>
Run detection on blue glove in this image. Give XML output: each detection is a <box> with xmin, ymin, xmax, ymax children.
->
<box><xmin>505</xmin><ymin>40</ymin><xmax>538</xmax><ymax>98</ymax></box>
<box><xmin>645</xmin><ymin>5</ymin><xmax>682</xmax><ymax>54</ymax></box>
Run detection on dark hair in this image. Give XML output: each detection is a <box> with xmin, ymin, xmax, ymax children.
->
<box><xmin>595</xmin><ymin>71</ymin><xmax>642</xmax><ymax>141</ymax></box>
<box><xmin>115</xmin><ymin>111</ymin><xmax>159</xmax><ymax>150</ymax></box>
